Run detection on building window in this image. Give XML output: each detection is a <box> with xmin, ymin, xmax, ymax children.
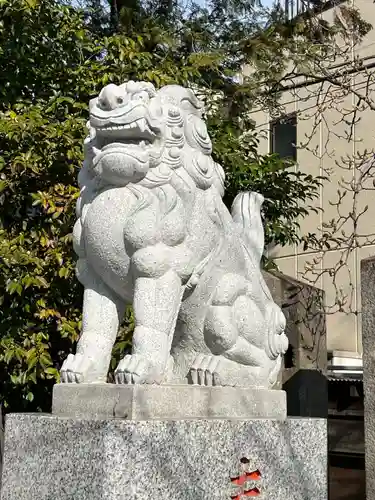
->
<box><xmin>270</xmin><ymin>113</ymin><xmax>297</xmax><ymax>161</ymax></box>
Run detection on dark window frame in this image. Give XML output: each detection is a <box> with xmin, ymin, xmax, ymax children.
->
<box><xmin>269</xmin><ymin>112</ymin><xmax>297</xmax><ymax>161</ymax></box>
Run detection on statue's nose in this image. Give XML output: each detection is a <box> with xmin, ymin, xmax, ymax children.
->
<box><xmin>97</xmin><ymin>84</ymin><xmax>125</xmax><ymax>111</ymax></box>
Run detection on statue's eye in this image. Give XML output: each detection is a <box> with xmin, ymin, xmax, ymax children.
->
<box><xmin>133</xmin><ymin>91</ymin><xmax>149</xmax><ymax>102</ymax></box>
<box><xmin>117</xmin><ymin>97</ymin><xmax>124</xmax><ymax>104</ymax></box>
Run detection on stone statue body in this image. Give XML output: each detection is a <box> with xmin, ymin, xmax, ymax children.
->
<box><xmin>61</xmin><ymin>81</ymin><xmax>288</xmax><ymax>387</ymax></box>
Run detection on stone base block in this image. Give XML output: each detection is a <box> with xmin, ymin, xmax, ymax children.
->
<box><xmin>283</xmin><ymin>370</ymin><xmax>328</xmax><ymax>417</ymax></box>
<box><xmin>1</xmin><ymin>414</ymin><xmax>327</xmax><ymax>500</ymax></box>
<box><xmin>52</xmin><ymin>383</ymin><xmax>287</xmax><ymax>420</ymax></box>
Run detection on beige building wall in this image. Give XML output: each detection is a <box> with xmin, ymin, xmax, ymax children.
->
<box><xmin>246</xmin><ymin>0</ymin><xmax>375</xmax><ymax>354</ymax></box>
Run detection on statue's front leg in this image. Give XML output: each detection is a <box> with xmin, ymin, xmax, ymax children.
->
<box><xmin>61</xmin><ymin>271</ymin><xmax>125</xmax><ymax>383</ymax></box>
<box><xmin>115</xmin><ymin>266</ymin><xmax>182</xmax><ymax>384</ymax></box>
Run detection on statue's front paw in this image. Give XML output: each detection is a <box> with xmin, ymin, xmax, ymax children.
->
<box><xmin>115</xmin><ymin>355</ymin><xmax>166</xmax><ymax>384</ymax></box>
<box><xmin>60</xmin><ymin>353</ymin><xmax>93</xmax><ymax>383</ymax></box>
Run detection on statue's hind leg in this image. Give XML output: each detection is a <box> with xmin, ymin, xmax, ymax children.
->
<box><xmin>188</xmin><ymin>272</ymin><xmax>284</xmax><ymax>388</ymax></box>
<box><xmin>61</xmin><ymin>262</ymin><xmax>125</xmax><ymax>383</ymax></box>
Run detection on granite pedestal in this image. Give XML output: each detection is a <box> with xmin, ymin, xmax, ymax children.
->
<box><xmin>1</xmin><ymin>385</ymin><xmax>327</xmax><ymax>500</ymax></box>
<box><xmin>1</xmin><ymin>413</ymin><xmax>327</xmax><ymax>500</ymax></box>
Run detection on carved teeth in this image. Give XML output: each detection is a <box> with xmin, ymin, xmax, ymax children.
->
<box><xmin>137</xmin><ymin>119</ymin><xmax>146</xmax><ymax>132</ymax></box>
<box><xmin>92</xmin><ymin>147</ymin><xmax>101</xmax><ymax>156</ymax></box>
<box><xmin>96</xmin><ymin>120</ymin><xmax>151</xmax><ymax>133</ymax></box>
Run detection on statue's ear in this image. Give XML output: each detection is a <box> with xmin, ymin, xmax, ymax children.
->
<box><xmin>156</xmin><ymin>85</ymin><xmax>204</xmax><ymax>117</ymax></box>
<box><xmin>180</xmin><ymin>88</ymin><xmax>204</xmax><ymax>117</ymax></box>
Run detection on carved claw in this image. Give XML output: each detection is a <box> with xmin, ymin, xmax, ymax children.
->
<box><xmin>189</xmin><ymin>353</ymin><xmax>281</xmax><ymax>388</ymax></box>
<box><xmin>60</xmin><ymin>353</ymin><xmax>93</xmax><ymax>383</ymax></box>
<box><xmin>115</xmin><ymin>354</ymin><xmax>166</xmax><ymax>384</ymax></box>
<box><xmin>189</xmin><ymin>354</ymin><xmax>222</xmax><ymax>386</ymax></box>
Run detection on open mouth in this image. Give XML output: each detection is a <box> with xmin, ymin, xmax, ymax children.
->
<box><xmin>92</xmin><ymin>118</ymin><xmax>159</xmax><ymax>152</ymax></box>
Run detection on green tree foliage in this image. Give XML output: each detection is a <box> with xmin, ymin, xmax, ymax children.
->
<box><xmin>0</xmin><ymin>0</ymin><xmax>205</xmax><ymax>411</ymax></box>
<box><xmin>0</xmin><ymin>0</ymin><xmax>369</xmax><ymax>411</ymax></box>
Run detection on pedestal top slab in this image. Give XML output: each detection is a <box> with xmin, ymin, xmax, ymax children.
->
<box><xmin>52</xmin><ymin>383</ymin><xmax>287</xmax><ymax>420</ymax></box>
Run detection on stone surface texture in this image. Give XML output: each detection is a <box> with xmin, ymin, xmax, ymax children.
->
<box><xmin>0</xmin><ymin>414</ymin><xmax>327</xmax><ymax>500</ymax></box>
<box><xmin>361</xmin><ymin>256</ymin><xmax>375</xmax><ymax>499</ymax></box>
<box><xmin>60</xmin><ymin>80</ymin><xmax>288</xmax><ymax>389</ymax></box>
<box><xmin>52</xmin><ymin>383</ymin><xmax>287</xmax><ymax>419</ymax></box>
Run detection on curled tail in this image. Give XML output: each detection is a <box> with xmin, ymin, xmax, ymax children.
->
<box><xmin>231</xmin><ymin>191</ymin><xmax>289</xmax><ymax>366</ymax></box>
<box><xmin>231</xmin><ymin>191</ymin><xmax>265</xmax><ymax>265</ymax></box>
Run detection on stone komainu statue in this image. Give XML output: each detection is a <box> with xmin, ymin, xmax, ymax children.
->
<box><xmin>61</xmin><ymin>81</ymin><xmax>288</xmax><ymax>387</ymax></box>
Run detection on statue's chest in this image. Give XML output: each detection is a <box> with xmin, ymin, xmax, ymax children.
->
<box><xmin>82</xmin><ymin>188</ymin><xmax>137</xmax><ymax>254</ymax></box>
<box><xmin>85</xmin><ymin>187</ymin><xmax>136</xmax><ymax>223</ymax></box>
